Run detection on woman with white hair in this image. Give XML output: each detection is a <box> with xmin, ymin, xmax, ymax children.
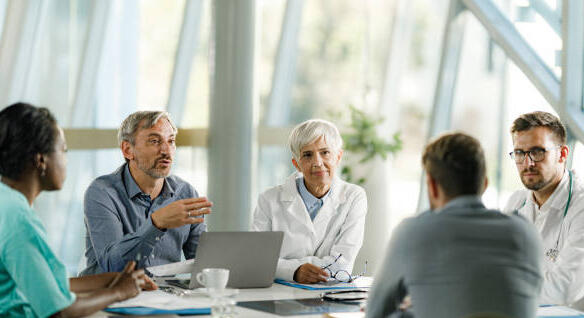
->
<box><xmin>252</xmin><ymin>119</ymin><xmax>368</xmax><ymax>284</ymax></box>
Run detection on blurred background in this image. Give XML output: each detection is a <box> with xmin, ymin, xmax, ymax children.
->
<box><xmin>0</xmin><ymin>0</ymin><xmax>583</xmax><ymax>275</ymax></box>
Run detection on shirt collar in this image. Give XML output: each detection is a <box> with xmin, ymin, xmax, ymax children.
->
<box><xmin>123</xmin><ymin>164</ymin><xmax>174</xmax><ymax>199</ymax></box>
<box><xmin>296</xmin><ymin>177</ymin><xmax>332</xmax><ymax>207</ymax></box>
<box><xmin>435</xmin><ymin>195</ymin><xmax>485</xmax><ymax>213</ymax></box>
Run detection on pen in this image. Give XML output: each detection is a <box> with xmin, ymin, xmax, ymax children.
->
<box><xmin>136</xmin><ymin>252</ymin><xmax>155</xmax><ymax>277</ymax></box>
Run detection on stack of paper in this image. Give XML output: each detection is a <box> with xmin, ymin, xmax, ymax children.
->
<box><xmin>106</xmin><ymin>290</ymin><xmax>211</xmax><ymax>315</ymax></box>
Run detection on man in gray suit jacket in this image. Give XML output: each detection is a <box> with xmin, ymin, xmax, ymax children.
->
<box><xmin>366</xmin><ymin>132</ymin><xmax>543</xmax><ymax>318</ymax></box>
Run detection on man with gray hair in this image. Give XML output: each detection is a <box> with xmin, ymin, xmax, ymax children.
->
<box><xmin>80</xmin><ymin>111</ymin><xmax>211</xmax><ymax>275</ymax></box>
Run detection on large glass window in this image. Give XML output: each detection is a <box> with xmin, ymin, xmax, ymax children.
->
<box><xmin>3</xmin><ymin>0</ymin><xmax>583</xmax><ymax>275</ymax></box>
<box><xmin>385</xmin><ymin>0</ymin><xmax>448</xmax><ymax>230</ymax></box>
<box><xmin>182</xmin><ymin>0</ymin><xmax>212</xmax><ymax>128</ymax></box>
<box><xmin>449</xmin><ymin>12</ymin><xmax>558</xmax><ymax>210</ymax></box>
<box><xmin>24</xmin><ymin>0</ymin><xmax>91</xmax><ymax>121</ymax></box>
<box><xmin>137</xmin><ymin>0</ymin><xmax>185</xmax><ymax>110</ymax></box>
<box><xmin>0</xmin><ymin>0</ymin><xmax>8</xmax><ymax>44</ymax></box>
<box><xmin>493</xmin><ymin>0</ymin><xmax>561</xmax><ymax>77</ymax></box>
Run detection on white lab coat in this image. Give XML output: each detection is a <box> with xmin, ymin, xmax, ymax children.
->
<box><xmin>504</xmin><ymin>169</ymin><xmax>584</xmax><ymax>309</ymax></box>
<box><xmin>252</xmin><ymin>172</ymin><xmax>368</xmax><ymax>281</ymax></box>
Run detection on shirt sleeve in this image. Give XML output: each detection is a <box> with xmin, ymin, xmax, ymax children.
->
<box><xmin>1</xmin><ymin>212</ymin><xmax>75</xmax><ymax>317</ymax></box>
<box><xmin>183</xmin><ymin>186</ymin><xmax>208</xmax><ymax>259</ymax></box>
<box><xmin>84</xmin><ymin>183</ymin><xmax>165</xmax><ymax>272</ymax></box>
<box><xmin>276</xmin><ymin>188</ymin><xmax>368</xmax><ymax>281</ymax></box>
<box><xmin>365</xmin><ymin>222</ymin><xmax>408</xmax><ymax>318</ymax></box>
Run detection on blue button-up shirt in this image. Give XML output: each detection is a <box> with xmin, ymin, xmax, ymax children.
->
<box><xmin>80</xmin><ymin>164</ymin><xmax>207</xmax><ymax>275</ymax></box>
<box><xmin>295</xmin><ymin>177</ymin><xmax>332</xmax><ymax>221</ymax></box>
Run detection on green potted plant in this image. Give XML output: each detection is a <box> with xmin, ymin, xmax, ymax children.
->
<box><xmin>331</xmin><ymin>105</ymin><xmax>402</xmax><ymax>185</ymax></box>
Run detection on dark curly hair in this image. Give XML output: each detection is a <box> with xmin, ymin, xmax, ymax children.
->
<box><xmin>0</xmin><ymin>103</ymin><xmax>58</xmax><ymax>179</ymax></box>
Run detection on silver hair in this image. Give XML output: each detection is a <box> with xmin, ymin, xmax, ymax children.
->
<box><xmin>118</xmin><ymin>111</ymin><xmax>177</xmax><ymax>146</ymax></box>
<box><xmin>288</xmin><ymin>119</ymin><xmax>343</xmax><ymax>160</ymax></box>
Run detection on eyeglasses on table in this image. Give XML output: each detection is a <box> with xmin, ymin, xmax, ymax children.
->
<box><xmin>321</xmin><ymin>254</ymin><xmax>367</xmax><ymax>283</ymax></box>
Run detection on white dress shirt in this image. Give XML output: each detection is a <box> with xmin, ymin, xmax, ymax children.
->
<box><xmin>504</xmin><ymin>169</ymin><xmax>584</xmax><ymax>308</ymax></box>
<box><xmin>252</xmin><ymin>172</ymin><xmax>368</xmax><ymax>281</ymax></box>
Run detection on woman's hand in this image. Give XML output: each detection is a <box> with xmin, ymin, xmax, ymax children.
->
<box><xmin>55</xmin><ymin>261</ymin><xmax>158</xmax><ymax>317</ymax></box>
<box><xmin>293</xmin><ymin>263</ymin><xmax>329</xmax><ymax>283</ymax></box>
<box><xmin>108</xmin><ymin>261</ymin><xmax>150</xmax><ymax>301</ymax></box>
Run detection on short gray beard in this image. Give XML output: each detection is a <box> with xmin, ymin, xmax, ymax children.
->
<box><xmin>137</xmin><ymin>159</ymin><xmax>169</xmax><ymax>179</ymax></box>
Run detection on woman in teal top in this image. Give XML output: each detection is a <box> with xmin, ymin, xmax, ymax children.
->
<box><xmin>0</xmin><ymin>103</ymin><xmax>156</xmax><ymax>317</ymax></box>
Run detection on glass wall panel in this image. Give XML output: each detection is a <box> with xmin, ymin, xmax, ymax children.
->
<box><xmin>492</xmin><ymin>0</ymin><xmax>561</xmax><ymax>77</ymax></box>
<box><xmin>385</xmin><ymin>0</ymin><xmax>448</xmax><ymax>231</ymax></box>
<box><xmin>136</xmin><ymin>0</ymin><xmax>185</xmax><ymax>110</ymax></box>
<box><xmin>571</xmin><ymin>142</ymin><xmax>584</xmax><ymax>172</ymax></box>
<box><xmin>258</xmin><ymin>146</ymin><xmax>295</xmax><ymax>191</ymax></box>
<box><xmin>258</xmin><ymin>0</ymin><xmax>396</xmax><ymax>124</ymax></box>
<box><xmin>24</xmin><ymin>0</ymin><xmax>91</xmax><ymax>123</ymax></box>
<box><xmin>0</xmin><ymin>0</ymin><xmax>8</xmax><ymax>43</ymax></box>
<box><xmin>450</xmin><ymin>14</ymin><xmax>557</xmax><ymax>210</ymax></box>
<box><xmin>182</xmin><ymin>0</ymin><xmax>212</xmax><ymax>128</ymax></box>
<box><xmin>258</xmin><ymin>0</ymin><xmax>286</xmax><ymax>125</ymax></box>
<box><xmin>174</xmin><ymin>147</ymin><xmax>209</xmax><ymax>196</ymax></box>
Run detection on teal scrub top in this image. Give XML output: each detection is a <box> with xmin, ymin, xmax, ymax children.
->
<box><xmin>0</xmin><ymin>182</ymin><xmax>75</xmax><ymax>317</ymax></box>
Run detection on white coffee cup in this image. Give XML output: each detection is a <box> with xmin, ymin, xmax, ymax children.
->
<box><xmin>196</xmin><ymin>268</ymin><xmax>229</xmax><ymax>291</ymax></box>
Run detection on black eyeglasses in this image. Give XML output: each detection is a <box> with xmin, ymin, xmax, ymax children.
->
<box><xmin>321</xmin><ymin>254</ymin><xmax>367</xmax><ymax>283</ymax></box>
<box><xmin>509</xmin><ymin>146</ymin><xmax>560</xmax><ymax>163</ymax></box>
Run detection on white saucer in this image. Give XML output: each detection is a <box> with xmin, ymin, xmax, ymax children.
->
<box><xmin>197</xmin><ymin>288</ymin><xmax>239</xmax><ymax>298</ymax></box>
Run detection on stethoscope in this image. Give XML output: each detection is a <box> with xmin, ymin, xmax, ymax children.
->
<box><xmin>517</xmin><ymin>170</ymin><xmax>573</xmax><ymax>262</ymax></box>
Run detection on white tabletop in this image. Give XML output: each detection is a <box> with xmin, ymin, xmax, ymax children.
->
<box><xmin>91</xmin><ymin>283</ymin><xmax>350</xmax><ymax>318</ymax></box>
<box><xmin>90</xmin><ymin>283</ymin><xmax>584</xmax><ymax>318</ymax></box>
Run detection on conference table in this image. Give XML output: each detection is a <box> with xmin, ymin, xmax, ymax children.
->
<box><xmin>93</xmin><ymin>283</ymin><xmax>350</xmax><ymax>317</ymax></box>
<box><xmin>89</xmin><ymin>282</ymin><xmax>584</xmax><ymax>317</ymax></box>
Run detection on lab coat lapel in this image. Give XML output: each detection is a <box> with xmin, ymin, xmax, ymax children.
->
<box><xmin>282</xmin><ymin>173</ymin><xmax>318</xmax><ymax>238</ymax></box>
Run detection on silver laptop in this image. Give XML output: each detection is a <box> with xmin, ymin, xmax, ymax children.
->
<box><xmin>167</xmin><ymin>231</ymin><xmax>283</xmax><ymax>289</ymax></box>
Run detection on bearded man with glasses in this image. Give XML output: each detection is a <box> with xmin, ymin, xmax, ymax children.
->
<box><xmin>504</xmin><ymin>111</ymin><xmax>584</xmax><ymax>309</ymax></box>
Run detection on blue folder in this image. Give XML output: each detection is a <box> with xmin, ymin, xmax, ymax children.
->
<box><xmin>105</xmin><ymin>306</ymin><xmax>211</xmax><ymax>315</ymax></box>
<box><xmin>275</xmin><ymin>278</ymin><xmax>367</xmax><ymax>290</ymax></box>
